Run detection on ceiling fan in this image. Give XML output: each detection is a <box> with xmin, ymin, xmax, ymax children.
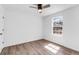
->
<box><xmin>29</xmin><ymin>4</ymin><xmax>50</xmax><ymax>13</ymax></box>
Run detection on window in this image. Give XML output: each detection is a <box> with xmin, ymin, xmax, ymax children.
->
<box><xmin>52</xmin><ymin>16</ymin><xmax>63</xmax><ymax>35</ymax></box>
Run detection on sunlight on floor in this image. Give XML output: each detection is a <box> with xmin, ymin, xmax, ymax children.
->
<box><xmin>44</xmin><ymin>43</ymin><xmax>61</xmax><ymax>54</ymax></box>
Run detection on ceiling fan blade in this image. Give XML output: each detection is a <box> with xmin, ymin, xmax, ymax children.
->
<box><xmin>29</xmin><ymin>6</ymin><xmax>37</xmax><ymax>9</ymax></box>
<box><xmin>43</xmin><ymin>4</ymin><xmax>50</xmax><ymax>9</ymax></box>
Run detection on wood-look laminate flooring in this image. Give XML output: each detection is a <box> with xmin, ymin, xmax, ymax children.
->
<box><xmin>1</xmin><ymin>39</ymin><xmax>79</xmax><ymax>55</ymax></box>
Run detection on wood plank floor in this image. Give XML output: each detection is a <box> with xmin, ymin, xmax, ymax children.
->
<box><xmin>1</xmin><ymin>39</ymin><xmax>79</xmax><ymax>55</ymax></box>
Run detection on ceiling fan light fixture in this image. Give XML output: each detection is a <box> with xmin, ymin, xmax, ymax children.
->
<box><xmin>38</xmin><ymin>4</ymin><xmax>42</xmax><ymax>13</ymax></box>
<box><xmin>38</xmin><ymin>9</ymin><xmax>42</xmax><ymax>13</ymax></box>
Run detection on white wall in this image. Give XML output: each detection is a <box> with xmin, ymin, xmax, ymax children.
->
<box><xmin>43</xmin><ymin>5</ymin><xmax>79</xmax><ymax>51</ymax></box>
<box><xmin>4</xmin><ymin>9</ymin><xmax>43</xmax><ymax>47</ymax></box>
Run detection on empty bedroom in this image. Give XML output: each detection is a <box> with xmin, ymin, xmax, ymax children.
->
<box><xmin>0</xmin><ymin>4</ymin><xmax>79</xmax><ymax>55</ymax></box>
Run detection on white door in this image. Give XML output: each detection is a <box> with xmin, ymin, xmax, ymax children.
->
<box><xmin>0</xmin><ymin>16</ymin><xmax>4</xmax><ymax>53</ymax></box>
<box><xmin>0</xmin><ymin>5</ymin><xmax>4</xmax><ymax>52</ymax></box>
<box><xmin>0</xmin><ymin>17</ymin><xmax>4</xmax><ymax>48</ymax></box>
